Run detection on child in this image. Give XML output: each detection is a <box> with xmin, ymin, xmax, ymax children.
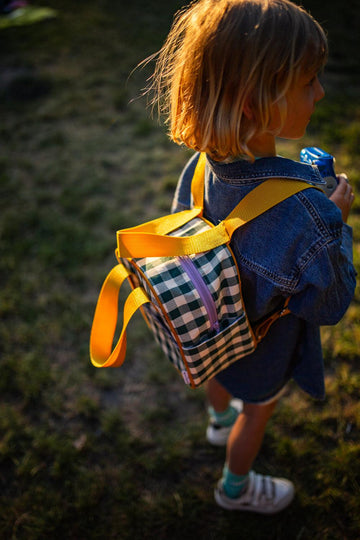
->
<box><xmin>148</xmin><ymin>0</ymin><xmax>356</xmax><ymax>513</ymax></box>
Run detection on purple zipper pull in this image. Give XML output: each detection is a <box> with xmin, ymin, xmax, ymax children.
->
<box><xmin>178</xmin><ymin>256</ymin><xmax>220</xmax><ymax>333</ymax></box>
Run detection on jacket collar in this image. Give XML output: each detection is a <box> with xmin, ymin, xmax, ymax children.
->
<box><xmin>207</xmin><ymin>155</ymin><xmax>327</xmax><ymax>188</ymax></box>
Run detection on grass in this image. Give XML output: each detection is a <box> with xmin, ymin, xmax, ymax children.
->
<box><xmin>0</xmin><ymin>1</ymin><xmax>359</xmax><ymax>539</ymax></box>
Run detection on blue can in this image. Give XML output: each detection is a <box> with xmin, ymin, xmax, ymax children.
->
<box><xmin>300</xmin><ymin>147</ymin><xmax>338</xmax><ymax>197</ymax></box>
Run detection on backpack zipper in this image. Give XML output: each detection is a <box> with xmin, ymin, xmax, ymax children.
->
<box><xmin>178</xmin><ymin>256</ymin><xmax>220</xmax><ymax>332</ymax></box>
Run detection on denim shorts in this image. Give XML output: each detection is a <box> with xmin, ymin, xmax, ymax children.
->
<box><xmin>214</xmin><ymin>315</ymin><xmax>301</xmax><ymax>404</ymax></box>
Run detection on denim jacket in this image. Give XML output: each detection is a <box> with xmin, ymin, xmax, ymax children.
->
<box><xmin>171</xmin><ymin>152</ymin><xmax>356</xmax><ymax>402</ymax></box>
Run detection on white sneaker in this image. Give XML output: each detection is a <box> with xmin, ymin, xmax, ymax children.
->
<box><xmin>214</xmin><ymin>470</ymin><xmax>295</xmax><ymax>514</ymax></box>
<box><xmin>206</xmin><ymin>399</ymin><xmax>243</xmax><ymax>446</ymax></box>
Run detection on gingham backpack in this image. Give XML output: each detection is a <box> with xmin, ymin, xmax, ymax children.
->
<box><xmin>90</xmin><ymin>153</ymin><xmax>312</xmax><ymax>388</ymax></box>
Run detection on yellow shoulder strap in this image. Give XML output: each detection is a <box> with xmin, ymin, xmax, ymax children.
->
<box><xmin>191</xmin><ymin>152</ymin><xmax>207</xmax><ymax>210</ymax></box>
<box><xmin>224</xmin><ymin>178</ymin><xmax>311</xmax><ymax>237</ymax></box>
<box><xmin>116</xmin><ymin>153</ymin><xmax>313</xmax><ymax>258</ymax></box>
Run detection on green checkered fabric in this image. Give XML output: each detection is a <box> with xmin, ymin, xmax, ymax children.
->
<box><xmin>122</xmin><ymin>217</ymin><xmax>256</xmax><ymax>387</ymax></box>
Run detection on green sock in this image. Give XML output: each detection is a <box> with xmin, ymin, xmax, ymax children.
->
<box><xmin>222</xmin><ymin>465</ymin><xmax>249</xmax><ymax>499</ymax></box>
<box><xmin>208</xmin><ymin>404</ymin><xmax>238</xmax><ymax>427</ymax></box>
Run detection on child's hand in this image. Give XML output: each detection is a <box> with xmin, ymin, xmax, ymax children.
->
<box><xmin>329</xmin><ymin>174</ymin><xmax>355</xmax><ymax>223</ymax></box>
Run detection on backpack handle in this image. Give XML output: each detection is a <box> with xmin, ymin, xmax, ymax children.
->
<box><xmin>90</xmin><ymin>263</ymin><xmax>150</xmax><ymax>368</ymax></box>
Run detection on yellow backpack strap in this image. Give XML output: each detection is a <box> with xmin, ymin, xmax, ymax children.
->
<box><xmin>116</xmin><ymin>165</ymin><xmax>314</xmax><ymax>259</ymax></box>
<box><xmin>189</xmin><ymin>152</ymin><xmax>316</xmax><ymax>235</ymax></box>
<box><xmin>90</xmin><ymin>263</ymin><xmax>150</xmax><ymax>368</ymax></box>
<box><xmin>223</xmin><ymin>178</ymin><xmax>314</xmax><ymax>236</ymax></box>
<box><xmin>117</xmin><ymin>221</ymin><xmax>230</xmax><ymax>258</ymax></box>
<box><xmin>190</xmin><ymin>152</ymin><xmax>207</xmax><ymax>210</ymax></box>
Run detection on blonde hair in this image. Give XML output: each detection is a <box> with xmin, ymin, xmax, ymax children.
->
<box><xmin>147</xmin><ymin>0</ymin><xmax>328</xmax><ymax>161</ymax></box>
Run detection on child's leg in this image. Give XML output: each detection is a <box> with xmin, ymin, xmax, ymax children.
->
<box><xmin>216</xmin><ymin>399</ymin><xmax>295</xmax><ymax>513</ymax></box>
<box><xmin>226</xmin><ymin>400</ymin><xmax>277</xmax><ymax>475</ymax></box>
<box><xmin>206</xmin><ymin>377</ymin><xmax>232</xmax><ymax>411</ymax></box>
<box><xmin>205</xmin><ymin>378</ymin><xmax>242</xmax><ymax>446</ymax></box>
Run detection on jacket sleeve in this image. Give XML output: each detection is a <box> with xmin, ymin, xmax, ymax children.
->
<box><xmin>171</xmin><ymin>153</ymin><xmax>199</xmax><ymax>213</ymax></box>
<box><xmin>288</xmin><ymin>222</ymin><xmax>357</xmax><ymax>326</ymax></box>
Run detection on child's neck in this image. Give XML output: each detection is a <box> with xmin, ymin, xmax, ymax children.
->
<box><xmin>248</xmin><ymin>132</ymin><xmax>277</xmax><ymax>158</ymax></box>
